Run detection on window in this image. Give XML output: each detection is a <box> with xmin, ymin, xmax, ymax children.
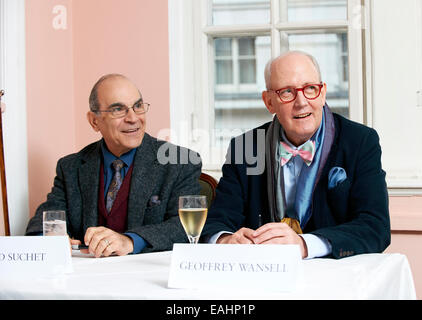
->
<box><xmin>169</xmin><ymin>0</ymin><xmax>364</xmax><ymax>175</ymax></box>
<box><xmin>170</xmin><ymin>0</ymin><xmax>422</xmax><ymax>192</ymax></box>
<box><xmin>215</xmin><ymin>37</ymin><xmax>258</xmax><ymax>87</ymax></box>
<box><xmin>214</xmin><ymin>36</ymin><xmax>271</xmax><ymax>146</ymax></box>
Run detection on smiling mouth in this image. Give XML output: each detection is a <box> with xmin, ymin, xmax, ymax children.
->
<box><xmin>122</xmin><ymin>128</ymin><xmax>140</xmax><ymax>134</ymax></box>
<box><xmin>294</xmin><ymin>113</ymin><xmax>311</xmax><ymax>119</ymax></box>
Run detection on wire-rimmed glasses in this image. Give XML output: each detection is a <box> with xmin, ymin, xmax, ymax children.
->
<box><xmin>95</xmin><ymin>99</ymin><xmax>150</xmax><ymax>118</ymax></box>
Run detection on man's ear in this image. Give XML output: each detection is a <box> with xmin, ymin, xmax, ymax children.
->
<box><xmin>321</xmin><ymin>82</ymin><xmax>327</xmax><ymax>102</ymax></box>
<box><xmin>87</xmin><ymin>111</ymin><xmax>100</xmax><ymax>132</ymax></box>
<box><xmin>262</xmin><ymin>90</ymin><xmax>275</xmax><ymax>114</ymax></box>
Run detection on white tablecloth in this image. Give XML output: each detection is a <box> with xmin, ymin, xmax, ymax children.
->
<box><xmin>0</xmin><ymin>251</ymin><xmax>416</xmax><ymax>300</ymax></box>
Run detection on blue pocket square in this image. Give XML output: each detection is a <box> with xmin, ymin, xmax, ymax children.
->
<box><xmin>148</xmin><ymin>195</ymin><xmax>161</xmax><ymax>207</ymax></box>
<box><xmin>328</xmin><ymin>167</ymin><xmax>347</xmax><ymax>189</ymax></box>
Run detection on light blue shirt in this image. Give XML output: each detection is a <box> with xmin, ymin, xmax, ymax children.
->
<box><xmin>280</xmin><ymin>131</ymin><xmax>332</xmax><ymax>259</ymax></box>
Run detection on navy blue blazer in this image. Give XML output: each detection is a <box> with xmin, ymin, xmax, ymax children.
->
<box><xmin>202</xmin><ymin>113</ymin><xmax>391</xmax><ymax>259</ymax></box>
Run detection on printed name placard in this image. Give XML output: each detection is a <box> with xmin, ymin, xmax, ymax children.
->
<box><xmin>168</xmin><ymin>244</ymin><xmax>302</xmax><ymax>292</ymax></box>
<box><xmin>0</xmin><ymin>236</ymin><xmax>73</xmax><ymax>278</ymax></box>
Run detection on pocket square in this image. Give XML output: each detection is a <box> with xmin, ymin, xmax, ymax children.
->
<box><xmin>328</xmin><ymin>167</ymin><xmax>347</xmax><ymax>190</ymax></box>
<box><xmin>148</xmin><ymin>195</ymin><xmax>161</xmax><ymax>207</ymax></box>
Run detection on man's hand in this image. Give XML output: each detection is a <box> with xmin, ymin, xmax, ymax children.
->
<box><xmin>83</xmin><ymin>226</ymin><xmax>134</xmax><ymax>258</ymax></box>
<box><xmin>252</xmin><ymin>222</ymin><xmax>308</xmax><ymax>259</ymax></box>
<box><xmin>69</xmin><ymin>237</ymin><xmax>82</xmax><ymax>253</ymax></box>
<box><xmin>216</xmin><ymin>228</ymin><xmax>255</xmax><ymax>244</ymax></box>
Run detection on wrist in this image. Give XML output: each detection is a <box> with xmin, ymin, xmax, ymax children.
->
<box><xmin>216</xmin><ymin>233</ymin><xmax>231</xmax><ymax>244</ymax></box>
<box><xmin>299</xmin><ymin>235</ymin><xmax>308</xmax><ymax>259</ymax></box>
<box><xmin>122</xmin><ymin>233</ymin><xmax>135</xmax><ymax>253</ymax></box>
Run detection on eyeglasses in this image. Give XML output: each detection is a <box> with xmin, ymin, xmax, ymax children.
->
<box><xmin>271</xmin><ymin>83</ymin><xmax>323</xmax><ymax>103</ymax></box>
<box><xmin>95</xmin><ymin>99</ymin><xmax>150</xmax><ymax>118</ymax></box>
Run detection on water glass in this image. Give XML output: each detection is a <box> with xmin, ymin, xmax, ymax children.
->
<box><xmin>43</xmin><ymin>210</ymin><xmax>67</xmax><ymax>236</ymax></box>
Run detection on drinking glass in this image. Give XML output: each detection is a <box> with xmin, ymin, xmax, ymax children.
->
<box><xmin>178</xmin><ymin>195</ymin><xmax>207</xmax><ymax>244</ymax></box>
<box><xmin>43</xmin><ymin>210</ymin><xmax>67</xmax><ymax>236</ymax></box>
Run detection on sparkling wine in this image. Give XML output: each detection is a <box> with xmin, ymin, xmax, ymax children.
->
<box><xmin>178</xmin><ymin>208</ymin><xmax>208</xmax><ymax>240</ymax></box>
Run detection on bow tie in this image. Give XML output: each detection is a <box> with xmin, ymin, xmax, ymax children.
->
<box><xmin>279</xmin><ymin>140</ymin><xmax>316</xmax><ymax>167</ymax></box>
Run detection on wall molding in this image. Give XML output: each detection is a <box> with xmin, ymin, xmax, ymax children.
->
<box><xmin>389</xmin><ymin>196</ymin><xmax>422</xmax><ymax>232</ymax></box>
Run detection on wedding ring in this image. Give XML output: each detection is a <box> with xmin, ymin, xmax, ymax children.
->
<box><xmin>103</xmin><ymin>239</ymin><xmax>110</xmax><ymax>246</ymax></box>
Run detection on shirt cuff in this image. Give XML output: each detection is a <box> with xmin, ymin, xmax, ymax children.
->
<box><xmin>300</xmin><ymin>233</ymin><xmax>332</xmax><ymax>259</ymax></box>
<box><xmin>209</xmin><ymin>231</ymin><xmax>233</xmax><ymax>244</ymax></box>
<box><xmin>124</xmin><ymin>232</ymin><xmax>147</xmax><ymax>254</ymax></box>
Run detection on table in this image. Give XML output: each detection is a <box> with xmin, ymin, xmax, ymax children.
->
<box><xmin>0</xmin><ymin>251</ymin><xmax>416</xmax><ymax>300</ymax></box>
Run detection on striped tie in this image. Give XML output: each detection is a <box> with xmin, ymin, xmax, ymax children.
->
<box><xmin>106</xmin><ymin>159</ymin><xmax>124</xmax><ymax>212</ymax></box>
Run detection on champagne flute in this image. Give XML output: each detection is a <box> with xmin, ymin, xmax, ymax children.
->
<box><xmin>178</xmin><ymin>195</ymin><xmax>207</xmax><ymax>244</ymax></box>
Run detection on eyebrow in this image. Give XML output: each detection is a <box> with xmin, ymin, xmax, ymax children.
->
<box><xmin>279</xmin><ymin>82</ymin><xmax>320</xmax><ymax>89</ymax></box>
<box><xmin>107</xmin><ymin>98</ymin><xmax>143</xmax><ymax>109</ymax></box>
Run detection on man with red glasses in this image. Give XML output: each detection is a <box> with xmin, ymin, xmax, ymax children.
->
<box><xmin>202</xmin><ymin>51</ymin><xmax>390</xmax><ymax>259</ymax></box>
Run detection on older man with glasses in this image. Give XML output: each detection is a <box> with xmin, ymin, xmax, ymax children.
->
<box><xmin>202</xmin><ymin>51</ymin><xmax>390</xmax><ymax>259</ymax></box>
<box><xmin>26</xmin><ymin>74</ymin><xmax>202</xmax><ymax>257</ymax></box>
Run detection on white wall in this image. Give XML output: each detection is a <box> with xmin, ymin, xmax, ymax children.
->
<box><xmin>0</xmin><ymin>0</ymin><xmax>29</xmax><ymax>235</ymax></box>
<box><xmin>370</xmin><ymin>0</ymin><xmax>422</xmax><ymax>190</ymax></box>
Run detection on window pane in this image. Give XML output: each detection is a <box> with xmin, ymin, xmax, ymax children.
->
<box><xmin>215</xmin><ymin>38</ymin><xmax>232</xmax><ymax>56</ymax></box>
<box><xmin>212</xmin><ymin>0</ymin><xmax>270</xmax><ymax>26</ymax></box>
<box><xmin>216</xmin><ymin>60</ymin><xmax>233</xmax><ymax>84</ymax></box>
<box><xmin>239</xmin><ymin>37</ymin><xmax>255</xmax><ymax>56</ymax></box>
<box><xmin>284</xmin><ymin>32</ymin><xmax>349</xmax><ymax>117</ymax></box>
<box><xmin>284</xmin><ymin>0</ymin><xmax>347</xmax><ymax>22</ymax></box>
<box><xmin>239</xmin><ymin>59</ymin><xmax>256</xmax><ymax>83</ymax></box>
<box><xmin>213</xmin><ymin>36</ymin><xmax>272</xmax><ymax>147</ymax></box>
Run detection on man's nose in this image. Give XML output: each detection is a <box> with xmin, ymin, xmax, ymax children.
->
<box><xmin>294</xmin><ymin>90</ymin><xmax>308</xmax><ymax>107</ymax></box>
<box><xmin>124</xmin><ymin>107</ymin><xmax>139</xmax><ymax>122</ymax></box>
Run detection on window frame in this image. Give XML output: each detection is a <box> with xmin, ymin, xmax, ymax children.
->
<box><xmin>169</xmin><ymin>0</ymin><xmax>365</xmax><ymax>174</ymax></box>
<box><xmin>214</xmin><ymin>37</ymin><xmax>260</xmax><ymax>92</ymax></box>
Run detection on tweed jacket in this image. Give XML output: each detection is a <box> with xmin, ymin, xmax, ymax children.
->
<box><xmin>26</xmin><ymin>133</ymin><xmax>202</xmax><ymax>253</ymax></box>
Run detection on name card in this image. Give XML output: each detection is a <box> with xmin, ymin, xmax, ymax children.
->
<box><xmin>0</xmin><ymin>236</ymin><xmax>73</xmax><ymax>278</ymax></box>
<box><xmin>168</xmin><ymin>244</ymin><xmax>302</xmax><ymax>292</ymax></box>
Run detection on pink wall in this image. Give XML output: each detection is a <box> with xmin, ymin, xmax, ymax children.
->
<box><xmin>72</xmin><ymin>0</ymin><xmax>170</xmax><ymax>150</ymax></box>
<box><xmin>386</xmin><ymin>196</ymin><xmax>422</xmax><ymax>299</ymax></box>
<box><xmin>26</xmin><ymin>0</ymin><xmax>75</xmax><ymax>217</ymax></box>
<box><xmin>26</xmin><ymin>0</ymin><xmax>170</xmax><ymax>215</ymax></box>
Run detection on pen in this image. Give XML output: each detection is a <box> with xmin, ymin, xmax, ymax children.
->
<box><xmin>71</xmin><ymin>244</ymin><xmax>89</xmax><ymax>250</ymax></box>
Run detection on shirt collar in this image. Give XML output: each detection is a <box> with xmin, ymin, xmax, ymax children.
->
<box><xmin>101</xmin><ymin>140</ymin><xmax>137</xmax><ymax>169</ymax></box>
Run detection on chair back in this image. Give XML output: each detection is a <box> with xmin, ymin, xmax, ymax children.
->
<box><xmin>199</xmin><ymin>173</ymin><xmax>218</xmax><ymax>209</ymax></box>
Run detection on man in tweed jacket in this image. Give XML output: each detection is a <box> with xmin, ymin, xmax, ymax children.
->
<box><xmin>26</xmin><ymin>74</ymin><xmax>201</xmax><ymax>257</ymax></box>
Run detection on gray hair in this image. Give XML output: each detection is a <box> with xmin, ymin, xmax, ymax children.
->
<box><xmin>264</xmin><ymin>50</ymin><xmax>322</xmax><ymax>90</ymax></box>
<box><xmin>88</xmin><ymin>73</ymin><xmax>142</xmax><ymax>112</ymax></box>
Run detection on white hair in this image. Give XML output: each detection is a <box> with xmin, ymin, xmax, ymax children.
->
<box><xmin>264</xmin><ymin>50</ymin><xmax>322</xmax><ymax>90</ymax></box>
